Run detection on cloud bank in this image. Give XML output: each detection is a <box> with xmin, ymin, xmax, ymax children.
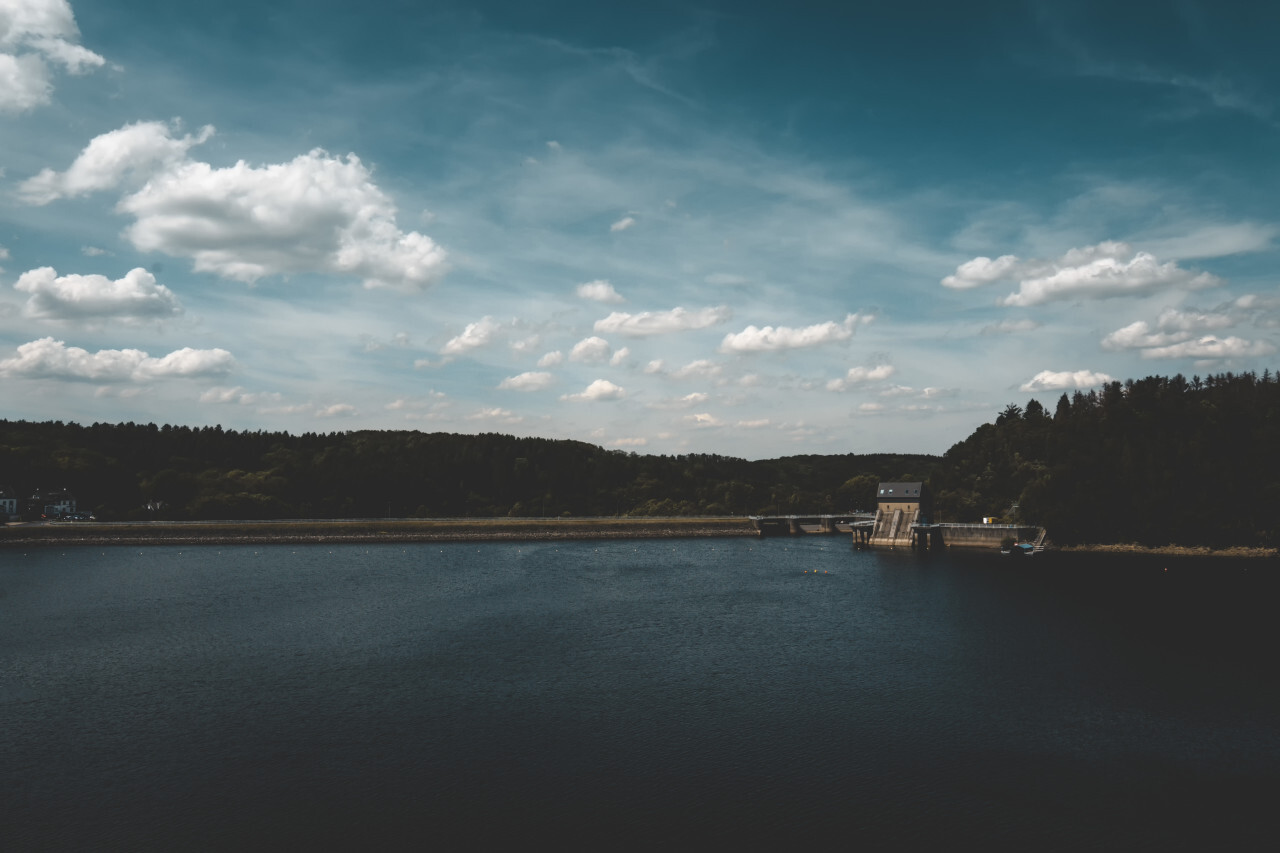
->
<box><xmin>0</xmin><ymin>337</ymin><xmax>234</xmax><ymax>381</ymax></box>
<box><xmin>0</xmin><ymin>0</ymin><xmax>105</xmax><ymax>113</ymax></box>
<box><xmin>15</xmin><ymin>266</ymin><xmax>182</xmax><ymax>321</ymax></box>
<box><xmin>943</xmin><ymin>241</ymin><xmax>1221</xmax><ymax>306</ymax></box>
<box><xmin>20</xmin><ymin>121</ymin><xmax>447</xmax><ymax>289</ymax></box>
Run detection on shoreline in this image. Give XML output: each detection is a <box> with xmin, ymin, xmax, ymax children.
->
<box><xmin>0</xmin><ymin>517</ymin><xmax>760</xmax><ymax>547</ymax></box>
<box><xmin>1053</xmin><ymin>543</ymin><xmax>1278</xmax><ymax>559</ymax></box>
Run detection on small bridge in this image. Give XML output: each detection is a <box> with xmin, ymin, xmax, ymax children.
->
<box><xmin>751</xmin><ymin>514</ymin><xmax>876</xmax><ymax>536</ymax></box>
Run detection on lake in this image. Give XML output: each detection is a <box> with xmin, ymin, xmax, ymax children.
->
<box><xmin>3</xmin><ymin>538</ymin><xmax>1277</xmax><ymax>849</ymax></box>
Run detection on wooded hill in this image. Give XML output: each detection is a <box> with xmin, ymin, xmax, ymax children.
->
<box><xmin>931</xmin><ymin>371</ymin><xmax>1280</xmax><ymax>547</ymax></box>
<box><xmin>4</xmin><ymin>369</ymin><xmax>1278</xmax><ymax>546</ymax></box>
<box><xmin>0</xmin><ymin>419</ymin><xmax>935</xmax><ymax>521</ymax></box>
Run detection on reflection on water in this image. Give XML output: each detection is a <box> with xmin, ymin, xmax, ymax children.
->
<box><xmin>3</xmin><ymin>540</ymin><xmax>1278</xmax><ymax>849</ymax></box>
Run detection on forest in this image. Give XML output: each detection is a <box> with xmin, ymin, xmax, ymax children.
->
<box><xmin>0</xmin><ymin>420</ymin><xmax>934</xmax><ymax>522</ymax></box>
<box><xmin>931</xmin><ymin>371</ymin><xmax>1280</xmax><ymax>547</ymax></box>
<box><xmin>3</xmin><ymin>370</ymin><xmax>1278</xmax><ymax>546</ymax></box>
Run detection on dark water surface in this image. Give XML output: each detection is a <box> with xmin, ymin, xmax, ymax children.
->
<box><xmin>3</xmin><ymin>539</ymin><xmax>1278</xmax><ymax>849</ymax></box>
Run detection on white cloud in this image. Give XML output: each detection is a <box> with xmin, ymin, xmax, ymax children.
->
<box><xmin>561</xmin><ymin>379</ymin><xmax>624</xmax><ymax>401</ymax></box>
<box><xmin>0</xmin><ymin>337</ymin><xmax>234</xmax><ymax>381</ymax></box>
<box><xmin>610</xmin><ymin>216</ymin><xmax>636</xmax><ymax>232</ymax></box>
<box><xmin>826</xmin><ymin>364</ymin><xmax>896</xmax><ymax>391</ymax></box>
<box><xmin>199</xmin><ymin>386</ymin><xmax>283</xmax><ymax>406</ymax></box>
<box><xmin>121</xmin><ymin>149</ymin><xmax>448</xmax><ymax>289</ymax></box>
<box><xmin>24</xmin><ymin>122</ymin><xmax>448</xmax><ymax>289</ymax></box>
<box><xmin>15</xmin><ymin>266</ymin><xmax>182</xmax><ymax>321</ymax></box>
<box><xmin>736</xmin><ymin>418</ymin><xmax>771</xmax><ymax>428</ymax></box>
<box><xmin>576</xmin><ymin>279</ymin><xmax>624</xmax><ymax>303</ymax></box>
<box><xmin>442</xmin><ymin>316</ymin><xmax>502</xmax><ymax>355</ymax></box>
<box><xmin>941</xmin><ymin>254</ymin><xmax>1020</xmax><ymax>290</ymax></box>
<box><xmin>0</xmin><ymin>52</ymin><xmax>50</xmax><ymax>111</ymax></box>
<box><xmin>671</xmin><ymin>359</ymin><xmax>722</xmax><ymax>380</ymax></box>
<box><xmin>537</xmin><ymin>350</ymin><xmax>564</xmax><ymax>367</ymax></box>
<box><xmin>859</xmin><ymin>403</ymin><xmax>885</xmax><ymax>412</ymax></box>
<box><xmin>609</xmin><ymin>346</ymin><xmax>630</xmax><ymax>367</ymax></box>
<box><xmin>1139</xmin><ymin>336</ymin><xmax>1275</xmax><ymax>360</ymax></box>
<box><xmin>19</xmin><ymin>121</ymin><xmax>214</xmax><ymax>204</ymax></box>
<box><xmin>594</xmin><ymin>305</ymin><xmax>730</xmax><ymax>336</ymax></box>
<box><xmin>80</xmin><ymin>245</ymin><xmax>109</xmax><ymax>257</ymax></box>
<box><xmin>719</xmin><ymin>313</ymin><xmax>869</xmax><ymax>353</ymax></box>
<box><xmin>684</xmin><ymin>413</ymin><xmax>724</xmax><ymax>428</ymax></box>
<box><xmin>1103</xmin><ymin>307</ymin><xmax>1238</xmax><ymax>351</ymax></box>
<box><xmin>0</xmin><ymin>0</ymin><xmax>105</xmax><ymax>113</ymax></box>
<box><xmin>612</xmin><ymin>437</ymin><xmax>647</xmax><ymax>448</ymax></box>
<box><xmin>650</xmin><ymin>392</ymin><xmax>709</xmax><ymax>410</ymax></box>
<box><xmin>1019</xmin><ymin>369</ymin><xmax>1115</xmax><ymax>392</ymax></box>
<box><xmin>466</xmin><ymin>407</ymin><xmax>524</xmax><ymax>424</ymax></box>
<box><xmin>569</xmin><ymin>335</ymin><xmax>611</xmax><ymax>362</ymax></box>
<box><xmin>643</xmin><ymin>359</ymin><xmax>665</xmax><ymax>374</ymax></box>
<box><xmin>498</xmin><ymin>371</ymin><xmax>554</xmax><ymax>391</ymax></box>
<box><xmin>942</xmin><ymin>242</ymin><xmax>1221</xmax><ymax>306</ymax></box>
<box><xmin>509</xmin><ymin>334</ymin><xmax>540</xmax><ymax>355</ymax></box>
<box><xmin>316</xmin><ymin>403</ymin><xmax>358</xmax><ymax>417</ymax></box>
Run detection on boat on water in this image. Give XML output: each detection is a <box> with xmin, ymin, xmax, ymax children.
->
<box><xmin>1000</xmin><ymin>542</ymin><xmax>1037</xmax><ymax>557</ymax></box>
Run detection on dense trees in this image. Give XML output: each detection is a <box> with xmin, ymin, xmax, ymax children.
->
<box><xmin>8</xmin><ymin>369</ymin><xmax>1275</xmax><ymax>546</ymax></box>
<box><xmin>931</xmin><ymin>371</ymin><xmax>1280</xmax><ymax>547</ymax></box>
<box><xmin>0</xmin><ymin>420</ymin><xmax>935</xmax><ymax>521</ymax></box>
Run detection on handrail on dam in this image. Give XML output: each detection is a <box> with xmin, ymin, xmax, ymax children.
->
<box><xmin>752</xmin><ymin>514</ymin><xmax>1046</xmax><ymax>552</ymax></box>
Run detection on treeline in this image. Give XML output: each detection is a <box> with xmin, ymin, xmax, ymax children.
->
<box><xmin>0</xmin><ymin>420</ymin><xmax>936</xmax><ymax>521</ymax></box>
<box><xmin>932</xmin><ymin>371</ymin><xmax>1280</xmax><ymax>547</ymax></box>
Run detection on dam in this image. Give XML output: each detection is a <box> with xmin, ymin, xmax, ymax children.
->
<box><xmin>750</xmin><ymin>481</ymin><xmax>1046</xmax><ymax>551</ymax></box>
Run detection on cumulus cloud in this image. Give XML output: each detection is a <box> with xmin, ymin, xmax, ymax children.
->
<box><xmin>23</xmin><ymin>122</ymin><xmax>448</xmax><ymax>289</ymax></box>
<box><xmin>19</xmin><ymin>121</ymin><xmax>214</xmax><ymax>204</ymax></box>
<box><xmin>719</xmin><ymin>313</ymin><xmax>869</xmax><ymax>353</ymax></box>
<box><xmin>1102</xmin><ymin>306</ymin><xmax>1246</xmax><ymax>356</ymax></box>
<box><xmin>610</xmin><ymin>216</ymin><xmax>636</xmax><ymax>232</ymax></box>
<box><xmin>498</xmin><ymin>371</ymin><xmax>554</xmax><ymax>391</ymax></box>
<box><xmin>560</xmin><ymin>379</ymin><xmax>624</xmax><ymax>401</ymax></box>
<box><xmin>609</xmin><ymin>347</ymin><xmax>630</xmax><ymax>367</ymax></box>
<box><xmin>537</xmin><ymin>350</ymin><xmax>564</xmax><ymax>367</ymax></box>
<box><xmin>0</xmin><ymin>337</ymin><xmax>234</xmax><ymax>381</ymax></box>
<box><xmin>612</xmin><ymin>437</ymin><xmax>647</xmax><ymax>448</ymax></box>
<box><xmin>941</xmin><ymin>254</ymin><xmax>1020</xmax><ymax>290</ymax></box>
<box><xmin>316</xmin><ymin>403</ymin><xmax>358</xmax><ymax>417</ymax></box>
<box><xmin>671</xmin><ymin>359</ymin><xmax>722</xmax><ymax>380</ymax></box>
<box><xmin>1019</xmin><ymin>370</ymin><xmax>1114</xmax><ymax>392</ymax></box>
<box><xmin>15</xmin><ymin>266</ymin><xmax>182</xmax><ymax>321</ymax></box>
<box><xmin>594</xmin><ymin>306</ymin><xmax>730</xmax><ymax>336</ymax></box>
<box><xmin>199</xmin><ymin>386</ymin><xmax>283</xmax><ymax>406</ymax></box>
<box><xmin>0</xmin><ymin>0</ymin><xmax>105</xmax><ymax>113</ymax></box>
<box><xmin>650</xmin><ymin>392</ymin><xmax>709</xmax><ymax>410</ymax></box>
<box><xmin>826</xmin><ymin>364</ymin><xmax>896</xmax><ymax>391</ymax></box>
<box><xmin>684</xmin><ymin>413</ymin><xmax>724</xmax><ymax>428</ymax></box>
<box><xmin>467</xmin><ymin>407</ymin><xmax>523</xmax><ymax>424</ymax></box>
<box><xmin>576</xmin><ymin>279</ymin><xmax>624</xmax><ymax>303</ymax></box>
<box><xmin>1140</xmin><ymin>336</ymin><xmax>1275</xmax><ymax>360</ymax></box>
<box><xmin>569</xmin><ymin>335</ymin><xmax>612</xmax><ymax>363</ymax></box>
<box><xmin>942</xmin><ymin>242</ymin><xmax>1221</xmax><ymax>306</ymax></box>
<box><xmin>442</xmin><ymin>317</ymin><xmax>502</xmax><ymax>355</ymax></box>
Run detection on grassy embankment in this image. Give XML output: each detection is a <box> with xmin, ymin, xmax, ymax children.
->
<box><xmin>1054</xmin><ymin>543</ymin><xmax>1278</xmax><ymax>558</ymax></box>
<box><xmin>0</xmin><ymin>517</ymin><xmax>759</xmax><ymax>547</ymax></box>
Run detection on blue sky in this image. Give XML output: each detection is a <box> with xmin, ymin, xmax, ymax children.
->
<box><xmin>2</xmin><ymin>0</ymin><xmax>1277</xmax><ymax>457</ymax></box>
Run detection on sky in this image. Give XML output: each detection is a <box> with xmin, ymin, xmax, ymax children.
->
<box><xmin>1</xmin><ymin>0</ymin><xmax>1278</xmax><ymax>458</ymax></box>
